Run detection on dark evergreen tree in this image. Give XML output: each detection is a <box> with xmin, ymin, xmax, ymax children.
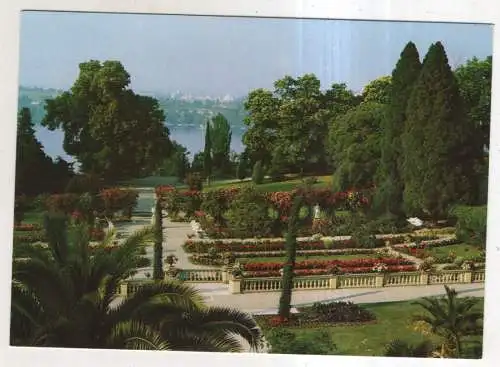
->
<box><xmin>402</xmin><ymin>42</ymin><xmax>483</xmax><ymax>218</ymax></box>
<box><xmin>278</xmin><ymin>196</ymin><xmax>303</xmax><ymax>319</ymax></box>
<box><xmin>203</xmin><ymin>120</ymin><xmax>212</xmax><ymax>183</ymax></box>
<box><xmin>375</xmin><ymin>42</ymin><xmax>422</xmax><ymax>217</ymax></box>
<box><xmin>153</xmin><ymin>199</ymin><xmax>164</xmax><ymax>280</ymax></box>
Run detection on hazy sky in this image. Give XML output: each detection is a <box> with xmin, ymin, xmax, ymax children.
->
<box><xmin>19</xmin><ymin>11</ymin><xmax>493</xmax><ymax>97</ymax></box>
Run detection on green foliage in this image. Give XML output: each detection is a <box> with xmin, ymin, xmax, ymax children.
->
<box><xmin>454</xmin><ymin>56</ymin><xmax>492</xmax><ymax>150</ymax></box>
<box><xmin>42</xmin><ymin>60</ymin><xmax>171</xmax><ymax>181</ymax></box>
<box><xmin>329</xmin><ymin>102</ymin><xmax>386</xmax><ymax>191</ymax></box>
<box><xmin>361</xmin><ymin>75</ymin><xmax>392</xmax><ymax>104</ymax></box>
<box><xmin>252</xmin><ymin>160</ymin><xmax>265</xmax><ymax>184</ymax></box>
<box><xmin>210</xmin><ymin>113</ymin><xmax>232</xmax><ymax>175</ymax></box>
<box><xmin>65</xmin><ymin>173</ymin><xmax>102</xmax><ymax>194</ymax></box>
<box><xmin>375</xmin><ymin>42</ymin><xmax>422</xmax><ymax>217</ymax></box>
<box><xmin>236</xmin><ymin>155</ymin><xmax>248</xmax><ymax>180</ymax></box>
<box><xmin>156</xmin><ymin>141</ymin><xmax>190</xmax><ymax>182</ymax></box>
<box><xmin>15</xmin><ymin>108</ymin><xmax>74</xmax><ymax>196</ymax></box>
<box><xmin>225</xmin><ymin>186</ymin><xmax>273</xmax><ymax>238</ymax></box>
<box><xmin>11</xmin><ymin>215</ymin><xmax>263</xmax><ymax>351</ymax></box>
<box><xmin>185</xmin><ymin>172</ymin><xmax>203</xmax><ymax>191</ymax></box>
<box><xmin>384</xmin><ymin>339</ymin><xmax>435</xmax><ymax>357</ymax></box>
<box><xmin>412</xmin><ymin>285</ymin><xmax>483</xmax><ymax>358</ymax></box>
<box><xmin>402</xmin><ymin>42</ymin><xmax>483</xmax><ymax>218</ymax></box>
<box><xmin>266</xmin><ymin>328</ymin><xmax>336</xmax><ymax>355</ymax></box>
<box><xmin>450</xmin><ymin>205</ymin><xmax>487</xmax><ymax>248</ymax></box>
<box><xmin>278</xmin><ymin>196</ymin><xmax>303</xmax><ymax>319</ymax></box>
<box><xmin>203</xmin><ymin>120</ymin><xmax>212</xmax><ymax>180</ymax></box>
<box><xmin>14</xmin><ymin>195</ymin><xmax>32</xmax><ymax>225</ymax></box>
<box><xmin>244</xmin><ymin>78</ymin><xmax>359</xmax><ymax>175</ymax></box>
<box><xmin>153</xmin><ymin>199</ymin><xmax>164</xmax><ymax>280</ymax></box>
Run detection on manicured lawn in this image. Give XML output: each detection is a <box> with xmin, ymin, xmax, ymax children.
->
<box><xmin>21</xmin><ymin>210</ymin><xmax>45</xmax><ymax>225</ymax></box>
<box><xmin>425</xmin><ymin>243</ymin><xmax>483</xmax><ymax>259</ymax></box>
<box><xmin>119</xmin><ymin>175</ymin><xmax>183</xmax><ymax>188</ymax></box>
<box><xmin>261</xmin><ymin>298</ymin><xmax>484</xmax><ymax>357</ymax></box>
<box><xmin>238</xmin><ymin>253</ymin><xmax>380</xmax><ymax>264</ymax></box>
<box><xmin>205</xmin><ymin>175</ymin><xmax>332</xmax><ymax>192</ymax></box>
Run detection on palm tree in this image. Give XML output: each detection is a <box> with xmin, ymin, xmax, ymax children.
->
<box><xmin>11</xmin><ymin>212</ymin><xmax>262</xmax><ymax>351</ymax></box>
<box><xmin>384</xmin><ymin>339</ymin><xmax>435</xmax><ymax>357</ymax></box>
<box><xmin>412</xmin><ymin>285</ymin><xmax>483</xmax><ymax>358</ymax></box>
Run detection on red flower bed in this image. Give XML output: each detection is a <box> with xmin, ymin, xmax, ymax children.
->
<box><xmin>89</xmin><ymin>228</ymin><xmax>105</xmax><ymax>241</ymax></box>
<box><xmin>244</xmin><ymin>265</ymin><xmax>417</xmax><ymax>278</ymax></box>
<box><xmin>14</xmin><ymin>223</ymin><xmax>43</xmax><ymax>232</ymax></box>
<box><xmin>243</xmin><ymin>257</ymin><xmax>413</xmax><ymax>272</ymax></box>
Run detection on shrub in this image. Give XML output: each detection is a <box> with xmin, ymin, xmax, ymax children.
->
<box><xmin>185</xmin><ymin>172</ymin><xmax>203</xmax><ymax>191</ymax></box>
<box><xmin>450</xmin><ymin>205</ymin><xmax>487</xmax><ymax>248</ymax></box>
<box><xmin>252</xmin><ymin>161</ymin><xmax>265</xmax><ymax>185</ymax></box>
<box><xmin>266</xmin><ymin>328</ymin><xmax>336</xmax><ymax>355</ymax></box>
<box><xmin>300</xmin><ymin>301</ymin><xmax>375</xmax><ymax>324</ymax></box>
<box><xmin>226</xmin><ymin>186</ymin><xmax>273</xmax><ymax>238</ymax></box>
<box><xmin>65</xmin><ymin>173</ymin><xmax>102</xmax><ymax>194</ymax></box>
<box><xmin>14</xmin><ymin>195</ymin><xmax>31</xmax><ymax>225</ymax></box>
<box><xmin>99</xmin><ymin>188</ymin><xmax>138</xmax><ymax>219</ymax></box>
<box><xmin>46</xmin><ymin>193</ymin><xmax>80</xmax><ymax>214</ymax></box>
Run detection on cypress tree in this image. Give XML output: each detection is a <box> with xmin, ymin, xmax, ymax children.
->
<box><xmin>375</xmin><ymin>42</ymin><xmax>422</xmax><ymax>217</ymax></box>
<box><xmin>153</xmin><ymin>198</ymin><xmax>164</xmax><ymax>280</ymax></box>
<box><xmin>402</xmin><ymin>42</ymin><xmax>482</xmax><ymax>219</ymax></box>
<box><xmin>203</xmin><ymin>120</ymin><xmax>212</xmax><ymax>184</ymax></box>
<box><xmin>278</xmin><ymin>196</ymin><xmax>303</xmax><ymax>319</ymax></box>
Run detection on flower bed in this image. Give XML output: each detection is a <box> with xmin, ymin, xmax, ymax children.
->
<box><xmin>14</xmin><ymin>231</ymin><xmax>46</xmax><ymax>243</ymax></box>
<box><xmin>241</xmin><ymin>257</ymin><xmax>416</xmax><ymax>277</ymax></box>
<box><xmin>14</xmin><ymin>223</ymin><xmax>43</xmax><ymax>232</ymax></box>
<box><xmin>255</xmin><ymin>301</ymin><xmax>376</xmax><ymax>328</ymax></box>
<box><xmin>183</xmin><ymin>237</ymin><xmax>386</xmax><ymax>254</ymax></box>
<box><xmin>244</xmin><ymin>265</ymin><xmax>417</xmax><ymax>278</ymax></box>
<box><xmin>392</xmin><ymin>236</ymin><xmax>459</xmax><ymax>250</ymax></box>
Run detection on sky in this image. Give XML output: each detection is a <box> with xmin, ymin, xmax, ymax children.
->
<box><xmin>19</xmin><ymin>11</ymin><xmax>493</xmax><ymax>98</ymax></box>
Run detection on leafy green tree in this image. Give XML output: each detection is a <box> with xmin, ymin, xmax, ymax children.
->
<box><xmin>402</xmin><ymin>42</ymin><xmax>483</xmax><ymax>218</ymax></box>
<box><xmin>252</xmin><ymin>160</ymin><xmax>264</xmax><ymax>185</ymax></box>
<box><xmin>153</xmin><ymin>199</ymin><xmax>163</xmax><ymax>280</ymax></box>
<box><xmin>412</xmin><ymin>285</ymin><xmax>483</xmax><ymax>358</ymax></box>
<box><xmin>243</xmin><ymin>89</ymin><xmax>279</xmax><ymax>168</ymax></box>
<box><xmin>226</xmin><ymin>186</ymin><xmax>273</xmax><ymax>238</ymax></box>
<box><xmin>278</xmin><ymin>196</ymin><xmax>303</xmax><ymax>319</ymax></box>
<box><xmin>191</xmin><ymin>151</ymin><xmax>205</xmax><ymax>173</ymax></box>
<box><xmin>329</xmin><ymin>102</ymin><xmax>386</xmax><ymax>191</ymax></box>
<box><xmin>375</xmin><ymin>42</ymin><xmax>422</xmax><ymax>217</ymax></box>
<box><xmin>455</xmin><ymin>56</ymin><xmax>492</xmax><ymax>150</ymax></box>
<box><xmin>210</xmin><ymin>113</ymin><xmax>232</xmax><ymax>175</ymax></box>
<box><xmin>11</xmin><ymin>213</ymin><xmax>263</xmax><ymax>351</ymax></box>
<box><xmin>156</xmin><ymin>141</ymin><xmax>190</xmax><ymax>182</ymax></box>
<box><xmin>361</xmin><ymin>76</ymin><xmax>392</xmax><ymax>104</ymax></box>
<box><xmin>15</xmin><ymin>108</ymin><xmax>73</xmax><ymax>196</ymax></box>
<box><xmin>42</xmin><ymin>60</ymin><xmax>172</xmax><ymax>182</ymax></box>
<box><xmin>203</xmin><ymin>120</ymin><xmax>212</xmax><ymax>183</ymax></box>
<box><xmin>236</xmin><ymin>154</ymin><xmax>248</xmax><ymax>180</ymax></box>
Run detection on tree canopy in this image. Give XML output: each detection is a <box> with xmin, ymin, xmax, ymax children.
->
<box><xmin>42</xmin><ymin>60</ymin><xmax>172</xmax><ymax>182</ymax></box>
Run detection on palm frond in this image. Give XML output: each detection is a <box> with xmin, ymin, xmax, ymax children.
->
<box><xmin>106</xmin><ymin>321</ymin><xmax>171</xmax><ymax>350</ymax></box>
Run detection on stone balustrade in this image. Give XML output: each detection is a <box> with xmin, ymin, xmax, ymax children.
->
<box><xmin>229</xmin><ymin>269</ymin><xmax>485</xmax><ymax>294</ymax></box>
<box><xmin>116</xmin><ymin>269</ymin><xmax>485</xmax><ymax>297</ymax></box>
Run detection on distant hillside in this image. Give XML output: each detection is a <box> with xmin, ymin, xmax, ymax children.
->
<box><xmin>18</xmin><ymin>86</ymin><xmax>247</xmax><ymax>127</ymax></box>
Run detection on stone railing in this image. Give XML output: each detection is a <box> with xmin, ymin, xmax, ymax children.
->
<box><xmin>175</xmin><ymin>268</ymin><xmax>225</xmax><ymax>283</ymax></box>
<box><xmin>230</xmin><ymin>269</ymin><xmax>485</xmax><ymax>294</ymax></box>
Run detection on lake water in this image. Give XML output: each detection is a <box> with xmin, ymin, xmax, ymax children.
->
<box><xmin>34</xmin><ymin>124</ymin><xmax>246</xmax><ymax>164</ymax></box>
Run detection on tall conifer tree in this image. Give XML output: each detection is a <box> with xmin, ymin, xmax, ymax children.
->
<box><xmin>375</xmin><ymin>42</ymin><xmax>422</xmax><ymax>217</ymax></box>
<box><xmin>402</xmin><ymin>42</ymin><xmax>482</xmax><ymax>218</ymax></box>
<box><xmin>203</xmin><ymin>120</ymin><xmax>212</xmax><ymax>183</ymax></box>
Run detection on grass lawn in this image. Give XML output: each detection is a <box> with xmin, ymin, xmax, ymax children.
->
<box><xmin>425</xmin><ymin>243</ymin><xmax>483</xmax><ymax>259</ymax></box>
<box><xmin>238</xmin><ymin>253</ymin><xmax>380</xmax><ymax>264</ymax></box>
<box><xmin>21</xmin><ymin>210</ymin><xmax>45</xmax><ymax>225</ymax></box>
<box><xmin>119</xmin><ymin>175</ymin><xmax>184</xmax><ymax>188</ymax></box>
<box><xmin>205</xmin><ymin>175</ymin><xmax>332</xmax><ymax>192</ymax></box>
<box><xmin>262</xmin><ymin>298</ymin><xmax>484</xmax><ymax>357</ymax></box>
